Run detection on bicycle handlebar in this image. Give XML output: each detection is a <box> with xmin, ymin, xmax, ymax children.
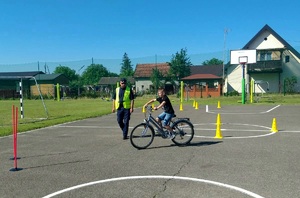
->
<box><xmin>144</xmin><ymin>105</ymin><xmax>153</xmax><ymax>111</ymax></box>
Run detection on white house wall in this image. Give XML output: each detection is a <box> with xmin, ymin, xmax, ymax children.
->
<box><xmin>247</xmin><ymin>31</ymin><xmax>285</xmax><ymax>49</ymax></box>
<box><xmin>250</xmin><ymin>73</ymin><xmax>279</xmax><ymax>93</ymax></box>
<box><xmin>226</xmin><ymin>64</ymin><xmax>243</xmax><ymax>93</ymax></box>
<box><xmin>135</xmin><ymin>79</ymin><xmax>153</xmax><ymax>92</ymax></box>
<box><xmin>281</xmin><ymin>50</ymin><xmax>300</xmax><ymax>92</ymax></box>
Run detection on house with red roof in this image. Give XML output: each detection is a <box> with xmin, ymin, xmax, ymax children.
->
<box><xmin>182</xmin><ymin>65</ymin><xmax>223</xmax><ymax>98</ymax></box>
<box><xmin>134</xmin><ymin>62</ymin><xmax>224</xmax><ymax>97</ymax></box>
<box><xmin>133</xmin><ymin>63</ymin><xmax>172</xmax><ymax>94</ymax></box>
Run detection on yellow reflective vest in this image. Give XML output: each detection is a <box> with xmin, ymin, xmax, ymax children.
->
<box><xmin>115</xmin><ymin>87</ymin><xmax>131</xmax><ymax>109</ymax></box>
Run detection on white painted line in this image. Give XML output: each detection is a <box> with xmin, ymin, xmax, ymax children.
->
<box><xmin>195</xmin><ymin>133</ymin><xmax>275</xmax><ymax>139</ymax></box>
<box><xmin>42</xmin><ymin>175</ymin><xmax>264</xmax><ymax>198</ymax></box>
<box><xmin>192</xmin><ymin>122</ymin><xmax>276</xmax><ymax>139</ymax></box>
<box><xmin>206</xmin><ymin>105</ymin><xmax>281</xmax><ymax>114</ymax></box>
<box><xmin>278</xmin><ymin>130</ymin><xmax>300</xmax><ymax>133</ymax></box>
<box><xmin>54</xmin><ymin>125</ymin><xmax>120</xmax><ymax>129</ymax></box>
<box><xmin>194</xmin><ymin>128</ymin><xmax>271</xmax><ymax>132</ymax></box>
<box><xmin>194</xmin><ymin>122</ymin><xmax>272</xmax><ymax>130</ymax></box>
<box><xmin>265</xmin><ymin>105</ymin><xmax>280</xmax><ymax>112</ymax></box>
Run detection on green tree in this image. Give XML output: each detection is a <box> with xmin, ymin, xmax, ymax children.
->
<box><xmin>202</xmin><ymin>58</ymin><xmax>223</xmax><ymax>65</ymax></box>
<box><xmin>81</xmin><ymin>64</ymin><xmax>109</xmax><ymax>85</ymax></box>
<box><xmin>108</xmin><ymin>72</ymin><xmax>119</xmax><ymax>77</ymax></box>
<box><xmin>120</xmin><ymin>53</ymin><xmax>134</xmax><ymax>77</ymax></box>
<box><xmin>53</xmin><ymin>65</ymin><xmax>78</xmax><ymax>81</ymax></box>
<box><xmin>169</xmin><ymin>48</ymin><xmax>192</xmax><ymax>79</ymax></box>
<box><xmin>284</xmin><ymin>76</ymin><xmax>297</xmax><ymax>94</ymax></box>
<box><xmin>150</xmin><ymin>67</ymin><xmax>164</xmax><ymax>93</ymax></box>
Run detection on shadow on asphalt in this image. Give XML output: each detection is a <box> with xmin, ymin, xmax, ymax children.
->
<box><xmin>188</xmin><ymin>141</ymin><xmax>223</xmax><ymax>147</ymax></box>
<box><xmin>142</xmin><ymin>141</ymin><xmax>222</xmax><ymax>150</ymax></box>
<box><xmin>22</xmin><ymin>159</ymin><xmax>90</xmax><ymax>170</ymax></box>
<box><xmin>20</xmin><ymin>151</ymin><xmax>78</xmax><ymax>159</ymax></box>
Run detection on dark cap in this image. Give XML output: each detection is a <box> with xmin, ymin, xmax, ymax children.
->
<box><xmin>120</xmin><ymin>78</ymin><xmax>127</xmax><ymax>83</ymax></box>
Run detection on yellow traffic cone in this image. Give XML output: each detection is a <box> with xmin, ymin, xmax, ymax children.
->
<box><xmin>217</xmin><ymin>101</ymin><xmax>221</xmax><ymax>109</ymax></box>
<box><xmin>215</xmin><ymin>124</ymin><xmax>223</xmax><ymax>139</ymax></box>
<box><xmin>180</xmin><ymin>103</ymin><xmax>183</xmax><ymax>111</ymax></box>
<box><xmin>216</xmin><ymin>113</ymin><xmax>221</xmax><ymax>125</ymax></box>
<box><xmin>195</xmin><ymin>102</ymin><xmax>198</xmax><ymax>110</ymax></box>
<box><xmin>142</xmin><ymin>106</ymin><xmax>146</xmax><ymax>113</ymax></box>
<box><xmin>152</xmin><ymin>103</ymin><xmax>154</xmax><ymax>109</ymax></box>
<box><xmin>271</xmin><ymin>118</ymin><xmax>278</xmax><ymax>132</ymax></box>
<box><xmin>193</xmin><ymin>100</ymin><xmax>195</xmax><ymax>108</ymax></box>
<box><xmin>214</xmin><ymin>114</ymin><xmax>223</xmax><ymax>139</ymax></box>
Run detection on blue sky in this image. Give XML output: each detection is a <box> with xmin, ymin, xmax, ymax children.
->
<box><xmin>0</xmin><ymin>0</ymin><xmax>299</xmax><ymax>74</ymax></box>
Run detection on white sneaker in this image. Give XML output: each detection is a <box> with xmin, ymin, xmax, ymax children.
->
<box><xmin>167</xmin><ymin>132</ymin><xmax>175</xmax><ymax>139</ymax></box>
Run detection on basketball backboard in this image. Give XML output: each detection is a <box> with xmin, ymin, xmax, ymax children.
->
<box><xmin>230</xmin><ymin>49</ymin><xmax>257</xmax><ymax>64</ymax></box>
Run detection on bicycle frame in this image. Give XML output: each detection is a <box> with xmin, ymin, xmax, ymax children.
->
<box><xmin>143</xmin><ymin>107</ymin><xmax>166</xmax><ymax>135</ymax></box>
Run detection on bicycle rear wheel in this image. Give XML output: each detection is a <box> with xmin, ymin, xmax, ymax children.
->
<box><xmin>130</xmin><ymin>123</ymin><xmax>154</xmax><ymax>149</ymax></box>
<box><xmin>171</xmin><ymin>120</ymin><xmax>194</xmax><ymax>146</ymax></box>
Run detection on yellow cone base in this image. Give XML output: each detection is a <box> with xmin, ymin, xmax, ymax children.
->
<box><xmin>214</xmin><ymin>124</ymin><xmax>223</xmax><ymax>139</ymax></box>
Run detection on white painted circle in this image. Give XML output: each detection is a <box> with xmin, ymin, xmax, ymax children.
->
<box><xmin>43</xmin><ymin>175</ymin><xmax>264</xmax><ymax>198</ymax></box>
<box><xmin>193</xmin><ymin>123</ymin><xmax>275</xmax><ymax>139</ymax></box>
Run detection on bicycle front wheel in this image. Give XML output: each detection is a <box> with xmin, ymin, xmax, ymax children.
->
<box><xmin>130</xmin><ymin>123</ymin><xmax>155</xmax><ymax>149</ymax></box>
<box><xmin>171</xmin><ymin>120</ymin><xmax>194</xmax><ymax>146</ymax></box>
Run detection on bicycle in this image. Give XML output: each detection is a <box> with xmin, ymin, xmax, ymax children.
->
<box><xmin>130</xmin><ymin>106</ymin><xmax>194</xmax><ymax>149</ymax></box>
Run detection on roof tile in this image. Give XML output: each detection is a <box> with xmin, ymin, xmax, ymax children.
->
<box><xmin>134</xmin><ymin>63</ymin><xmax>170</xmax><ymax>77</ymax></box>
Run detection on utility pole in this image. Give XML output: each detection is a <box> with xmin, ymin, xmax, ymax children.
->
<box><xmin>77</xmin><ymin>65</ymin><xmax>85</xmax><ymax>96</ymax></box>
<box><xmin>223</xmin><ymin>28</ymin><xmax>229</xmax><ymax>80</ymax></box>
<box><xmin>223</xmin><ymin>28</ymin><xmax>229</xmax><ymax>95</ymax></box>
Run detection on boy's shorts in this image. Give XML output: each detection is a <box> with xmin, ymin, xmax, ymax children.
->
<box><xmin>157</xmin><ymin>112</ymin><xmax>174</xmax><ymax>127</ymax></box>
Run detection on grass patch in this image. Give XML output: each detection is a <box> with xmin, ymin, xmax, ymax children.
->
<box><xmin>0</xmin><ymin>94</ymin><xmax>299</xmax><ymax>137</ymax></box>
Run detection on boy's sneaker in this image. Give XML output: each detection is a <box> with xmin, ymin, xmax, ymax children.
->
<box><xmin>167</xmin><ymin>132</ymin><xmax>175</xmax><ymax>139</ymax></box>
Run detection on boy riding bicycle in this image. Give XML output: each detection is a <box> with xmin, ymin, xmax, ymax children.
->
<box><xmin>143</xmin><ymin>88</ymin><xmax>175</xmax><ymax>139</ymax></box>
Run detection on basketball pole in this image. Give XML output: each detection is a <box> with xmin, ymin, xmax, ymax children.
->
<box><xmin>231</xmin><ymin>50</ymin><xmax>256</xmax><ymax>105</ymax></box>
<box><xmin>242</xmin><ymin>63</ymin><xmax>245</xmax><ymax>104</ymax></box>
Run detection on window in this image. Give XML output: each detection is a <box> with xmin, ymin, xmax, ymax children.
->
<box><xmin>258</xmin><ymin>50</ymin><xmax>281</xmax><ymax>61</ymax></box>
<box><xmin>259</xmin><ymin>52</ymin><xmax>272</xmax><ymax>61</ymax></box>
<box><xmin>285</xmin><ymin>55</ymin><xmax>290</xmax><ymax>63</ymax></box>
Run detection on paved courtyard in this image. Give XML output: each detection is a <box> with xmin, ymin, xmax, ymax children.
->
<box><xmin>1</xmin><ymin>104</ymin><xmax>300</xmax><ymax>198</ymax></box>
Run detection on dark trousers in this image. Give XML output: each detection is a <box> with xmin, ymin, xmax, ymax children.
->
<box><xmin>117</xmin><ymin>107</ymin><xmax>131</xmax><ymax>138</ymax></box>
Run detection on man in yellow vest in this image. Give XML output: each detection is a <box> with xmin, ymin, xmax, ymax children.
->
<box><xmin>112</xmin><ymin>78</ymin><xmax>135</xmax><ymax>140</ymax></box>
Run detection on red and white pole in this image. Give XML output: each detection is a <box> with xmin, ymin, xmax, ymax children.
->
<box><xmin>10</xmin><ymin>105</ymin><xmax>22</xmax><ymax>172</ymax></box>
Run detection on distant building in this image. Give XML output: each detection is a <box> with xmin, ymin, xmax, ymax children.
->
<box><xmin>133</xmin><ymin>63</ymin><xmax>173</xmax><ymax>93</ymax></box>
<box><xmin>0</xmin><ymin>71</ymin><xmax>70</xmax><ymax>99</ymax></box>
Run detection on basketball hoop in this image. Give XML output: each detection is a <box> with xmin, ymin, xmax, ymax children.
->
<box><xmin>230</xmin><ymin>49</ymin><xmax>256</xmax><ymax>64</ymax></box>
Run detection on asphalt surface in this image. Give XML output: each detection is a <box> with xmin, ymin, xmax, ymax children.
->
<box><xmin>1</xmin><ymin>103</ymin><xmax>300</xmax><ymax>198</ymax></box>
